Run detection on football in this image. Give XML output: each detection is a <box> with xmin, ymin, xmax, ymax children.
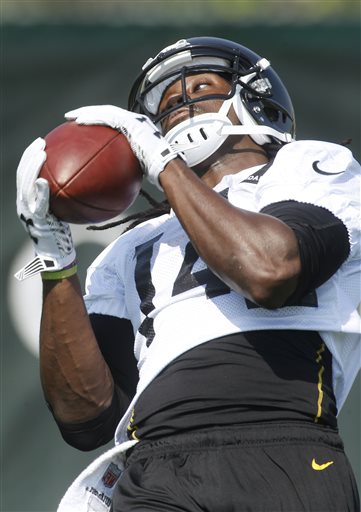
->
<box><xmin>40</xmin><ymin>121</ymin><xmax>143</xmax><ymax>224</ymax></box>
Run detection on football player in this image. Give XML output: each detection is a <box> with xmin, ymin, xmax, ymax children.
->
<box><xmin>16</xmin><ymin>37</ymin><xmax>360</xmax><ymax>511</ymax></box>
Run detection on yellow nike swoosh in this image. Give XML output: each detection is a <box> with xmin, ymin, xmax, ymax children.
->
<box><xmin>312</xmin><ymin>458</ymin><xmax>334</xmax><ymax>471</ymax></box>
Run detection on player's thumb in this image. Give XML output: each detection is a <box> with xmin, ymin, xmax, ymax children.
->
<box><xmin>33</xmin><ymin>178</ymin><xmax>50</xmax><ymax>217</ymax></box>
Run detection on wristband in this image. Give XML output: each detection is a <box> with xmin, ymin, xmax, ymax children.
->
<box><xmin>41</xmin><ymin>265</ymin><xmax>78</xmax><ymax>281</ymax></box>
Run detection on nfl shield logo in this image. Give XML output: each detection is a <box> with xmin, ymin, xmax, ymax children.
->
<box><xmin>102</xmin><ymin>462</ymin><xmax>122</xmax><ymax>488</ymax></box>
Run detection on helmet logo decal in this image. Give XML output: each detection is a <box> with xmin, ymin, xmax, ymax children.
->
<box><xmin>159</xmin><ymin>39</ymin><xmax>190</xmax><ymax>55</ymax></box>
<box><xmin>143</xmin><ymin>39</ymin><xmax>191</xmax><ymax>70</ymax></box>
<box><xmin>249</xmin><ymin>78</ymin><xmax>272</xmax><ymax>94</ymax></box>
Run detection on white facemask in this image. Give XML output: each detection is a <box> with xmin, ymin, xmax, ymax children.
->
<box><xmin>165</xmin><ymin>83</ymin><xmax>293</xmax><ymax>167</ymax></box>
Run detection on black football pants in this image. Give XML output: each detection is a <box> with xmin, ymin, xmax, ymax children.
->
<box><xmin>111</xmin><ymin>422</ymin><xmax>360</xmax><ymax>512</ymax></box>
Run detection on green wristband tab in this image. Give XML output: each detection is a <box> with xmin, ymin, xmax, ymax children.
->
<box><xmin>41</xmin><ymin>265</ymin><xmax>78</xmax><ymax>281</ymax></box>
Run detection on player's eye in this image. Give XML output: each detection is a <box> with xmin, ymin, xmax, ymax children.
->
<box><xmin>194</xmin><ymin>82</ymin><xmax>210</xmax><ymax>92</ymax></box>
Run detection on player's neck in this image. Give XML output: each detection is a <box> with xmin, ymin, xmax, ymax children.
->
<box><xmin>194</xmin><ymin>136</ymin><xmax>269</xmax><ymax>188</ymax></box>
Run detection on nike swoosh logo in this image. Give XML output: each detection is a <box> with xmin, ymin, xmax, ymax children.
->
<box><xmin>311</xmin><ymin>458</ymin><xmax>334</xmax><ymax>471</ymax></box>
<box><xmin>312</xmin><ymin>160</ymin><xmax>344</xmax><ymax>176</ymax></box>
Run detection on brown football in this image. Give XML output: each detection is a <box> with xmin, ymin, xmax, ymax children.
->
<box><xmin>39</xmin><ymin>121</ymin><xmax>143</xmax><ymax>224</ymax></box>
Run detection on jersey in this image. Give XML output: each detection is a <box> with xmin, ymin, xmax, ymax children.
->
<box><xmin>83</xmin><ymin>140</ymin><xmax>361</xmax><ymax>446</ymax></box>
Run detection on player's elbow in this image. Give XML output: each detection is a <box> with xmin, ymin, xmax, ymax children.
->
<box><xmin>59</xmin><ymin>425</ymin><xmax>114</xmax><ymax>452</ymax></box>
<box><xmin>48</xmin><ymin>390</ymin><xmax>124</xmax><ymax>451</ymax></box>
<box><xmin>247</xmin><ymin>271</ymin><xmax>300</xmax><ymax>310</ymax></box>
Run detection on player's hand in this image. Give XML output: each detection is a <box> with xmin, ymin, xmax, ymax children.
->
<box><xmin>15</xmin><ymin>137</ymin><xmax>76</xmax><ymax>281</ymax></box>
<box><xmin>65</xmin><ymin>105</ymin><xmax>186</xmax><ymax>188</ymax></box>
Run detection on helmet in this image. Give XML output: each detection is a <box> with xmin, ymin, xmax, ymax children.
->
<box><xmin>128</xmin><ymin>36</ymin><xmax>296</xmax><ymax>166</ymax></box>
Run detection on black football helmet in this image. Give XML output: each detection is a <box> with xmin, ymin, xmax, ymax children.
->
<box><xmin>128</xmin><ymin>36</ymin><xmax>296</xmax><ymax>166</ymax></box>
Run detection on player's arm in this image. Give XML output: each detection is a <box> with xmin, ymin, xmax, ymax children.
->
<box><xmin>40</xmin><ymin>276</ymin><xmax>115</xmax><ymax>421</ymax></box>
<box><xmin>15</xmin><ymin>139</ymin><xmax>132</xmax><ymax>450</ymax></box>
<box><xmin>159</xmin><ymin>158</ymin><xmax>301</xmax><ymax>308</ymax></box>
<box><xmin>42</xmin><ymin>292</ymin><xmax>137</xmax><ymax>451</ymax></box>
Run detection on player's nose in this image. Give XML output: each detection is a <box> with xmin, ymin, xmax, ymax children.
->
<box><xmin>164</xmin><ymin>90</ymin><xmax>186</xmax><ymax>111</ymax></box>
<box><xmin>161</xmin><ymin>75</ymin><xmax>201</xmax><ymax>112</ymax></box>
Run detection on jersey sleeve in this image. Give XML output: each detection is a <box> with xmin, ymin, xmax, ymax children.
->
<box><xmin>260</xmin><ymin>200</ymin><xmax>350</xmax><ymax>301</ymax></box>
<box><xmin>255</xmin><ymin>141</ymin><xmax>361</xmax><ymax>259</ymax></box>
<box><xmin>90</xmin><ymin>313</ymin><xmax>138</xmax><ymax>399</ymax></box>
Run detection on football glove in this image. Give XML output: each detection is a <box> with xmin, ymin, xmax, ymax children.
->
<box><xmin>15</xmin><ymin>137</ymin><xmax>76</xmax><ymax>281</ymax></box>
<box><xmin>65</xmin><ymin>105</ymin><xmax>186</xmax><ymax>188</ymax></box>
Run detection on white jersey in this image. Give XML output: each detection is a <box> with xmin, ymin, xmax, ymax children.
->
<box><xmin>84</xmin><ymin>140</ymin><xmax>361</xmax><ymax>446</ymax></box>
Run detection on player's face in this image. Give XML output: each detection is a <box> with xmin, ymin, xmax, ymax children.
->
<box><xmin>159</xmin><ymin>72</ymin><xmax>234</xmax><ymax>134</ymax></box>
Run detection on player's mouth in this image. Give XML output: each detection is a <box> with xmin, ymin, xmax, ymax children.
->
<box><xmin>163</xmin><ymin>105</ymin><xmax>204</xmax><ymax>133</ymax></box>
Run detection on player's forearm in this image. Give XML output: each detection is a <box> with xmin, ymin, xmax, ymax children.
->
<box><xmin>160</xmin><ymin>159</ymin><xmax>301</xmax><ymax>308</ymax></box>
<box><xmin>40</xmin><ymin>274</ymin><xmax>115</xmax><ymax>423</ymax></box>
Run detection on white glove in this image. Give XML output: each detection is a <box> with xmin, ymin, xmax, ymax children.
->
<box><xmin>65</xmin><ymin>105</ymin><xmax>186</xmax><ymax>188</ymax></box>
<box><xmin>15</xmin><ymin>138</ymin><xmax>76</xmax><ymax>281</ymax></box>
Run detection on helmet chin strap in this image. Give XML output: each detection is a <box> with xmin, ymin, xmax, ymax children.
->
<box><xmin>221</xmin><ymin>124</ymin><xmax>293</xmax><ymax>143</ymax></box>
<box><xmin>165</xmin><ymin>85</ymin><xmax>294</xmax><ymax>167</ymax></box>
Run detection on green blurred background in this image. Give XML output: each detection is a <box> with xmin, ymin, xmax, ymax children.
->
<box><xmin>1</xmin><ymin>1</ymin><xmax>360</xmax><ymax>511</ymax></box>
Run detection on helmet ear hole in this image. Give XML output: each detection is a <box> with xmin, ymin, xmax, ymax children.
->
<box><xmin>263</xmin><ymin>107</ymin><xmax>279</xmax><ymax>123</ymax></box>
